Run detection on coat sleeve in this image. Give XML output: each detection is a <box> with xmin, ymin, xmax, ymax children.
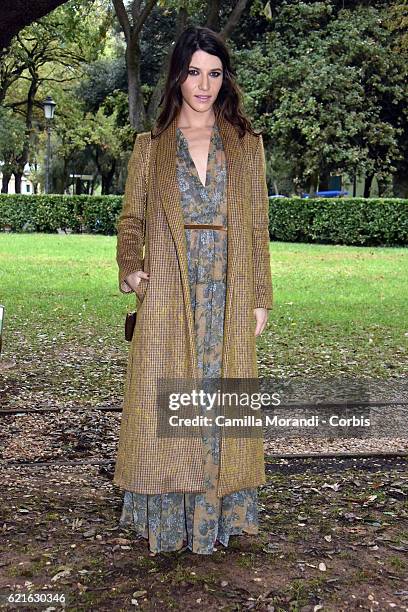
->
<box><xmin>116</xmin><ymin>133</ymin><xmax>147</xmax><ymax>294</ymax></box>
<box><xmin>250</xmin><ymin>134</ymin><xmax>273</xmax><ymax>310</ymax></box>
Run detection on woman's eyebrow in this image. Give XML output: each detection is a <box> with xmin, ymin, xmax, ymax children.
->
<box><xmin>189</xmin><ymin>65</ymin><xmax>223</xmax><ymax>71</ymax></box>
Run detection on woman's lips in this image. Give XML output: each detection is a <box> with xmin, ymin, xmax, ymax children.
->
<box><xmin>195</xmin><ymin>95</ymin><xmax>211</xmax><ymax>101</ymax></box>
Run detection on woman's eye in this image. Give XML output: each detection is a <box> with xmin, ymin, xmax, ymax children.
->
<box><xmin>188</xmin><ymin>69</ymin><xmax>222</xmax><ymax>77</ymax></box>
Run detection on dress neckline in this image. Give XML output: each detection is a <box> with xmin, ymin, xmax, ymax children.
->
<box><xmin>176</xmin><ymin>123</ymin><xmax>218</xmax><ymax>189</ymax></box>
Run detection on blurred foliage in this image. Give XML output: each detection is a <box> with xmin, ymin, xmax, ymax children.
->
<box><xmin>236</xmin><ymin>1</ymin><xmax>408</xmax><ymax>194</ymax></box>
<box><xmin>0</xmin><ymin>0</ymin><xmax>407</xmax><ymax>197</ymax></box>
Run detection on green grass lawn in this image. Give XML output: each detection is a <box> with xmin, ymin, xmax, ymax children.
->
<box><xmin>0</xmin><ymin>233</ymin><xmax>407</xmax><ymax>403</ymax></box>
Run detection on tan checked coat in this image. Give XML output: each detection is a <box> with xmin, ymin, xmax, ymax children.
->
<box><xmin>113</xmin><ymin>112</ymin><xmax>273</xmax><ymax>497</ymax></box>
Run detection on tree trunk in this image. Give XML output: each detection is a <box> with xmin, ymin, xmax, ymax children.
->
<box><xmin>101</xmin><ymin>161</ymin><xmax>116</xmax><ymax>195</ymax></box>
<box><xmin>146</xmin><ymin>7</ymin><xmax>188</xmax><ymax>125</ymax></box>
<box><xmin>1</xmin><ymin>172</ymin><xmax>11</xmax><ymax>193</ymax></box>
<box><xmin>206</xmin><ymin>0</ymin><xmax>221</xmax><ymax>31</ymax></box>
<box><xmin>75</xmin><ymin>177</ymin><xmax>83</xmax><ymax>195</ymax></box>
<box><xmin>62</xmin><ymin>156</ymin><xmax>72</xmax><ymax>193</ymax></box>
<box><xmin>14</xmin><ymin>172</ymin><xmax>22</xmax><ymax>193</ymax></box>
<box><xmin>126</xmin><ymin>37</ymin><xmax>145</xmax><ymax>130</ymax></box>
<box><xmin>364</xmin><ymin>174</ymin><xmax>374</xmax><ymax>198</ymax></box>
<box><xmin>14</xmin><ymin>71</ymin><xmax>37</xmax><ymax>194</ymax></box>
<box><xmin>112</xmin><ymin>0</ymin><xmax>157</xmax><ymax>130</ymax></box>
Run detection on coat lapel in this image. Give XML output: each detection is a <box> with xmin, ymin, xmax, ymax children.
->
<box><xmin>156</xmin><ymin>112</ymin><xmax>247</xmax><ymax>379</ymax></box>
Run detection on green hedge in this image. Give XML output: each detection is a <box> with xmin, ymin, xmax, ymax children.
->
<box><xmin>269</xmin><ymin>197</ymin><xmax>407</xmax><ymax>246</ymax></box>
<box><xmin>0</xmin><ymin>194</ymin><xmax>407</xmax><ymax>246</ymax></box>
<box><xmin>0</xmin><ymin>194</ymin><xmax>122</xmax><ymax>235</ymax></box>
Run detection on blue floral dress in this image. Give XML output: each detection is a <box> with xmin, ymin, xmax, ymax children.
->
<box><xmin>119</xmin><ymin>121</ymin><xmax>259</xmax><ymax>554</ymax></box>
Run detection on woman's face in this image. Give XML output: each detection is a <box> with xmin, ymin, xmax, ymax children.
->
<box><xmin>180</xmin><ymin>49</ymin><xmax>223</xmax><ymax>114</ymax></box>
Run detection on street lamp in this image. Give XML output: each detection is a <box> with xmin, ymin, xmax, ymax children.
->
<box><xmin>42</xmin><ymin>95</ymin><xmax>56</xmax><ymax>194</ymax></box>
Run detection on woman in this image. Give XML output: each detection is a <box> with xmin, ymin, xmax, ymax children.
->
<box><xmin>114</xmin><ymin>25</ymin><xmax>273</xmax><ymax>555</ymax></box>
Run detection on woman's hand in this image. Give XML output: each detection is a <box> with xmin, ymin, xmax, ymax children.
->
<box><xmin>253</xmin><ymin>307</ymin><xmax>268</xmax><ymax>336</ymax></box>
<box><xmin>121</xmin><ymin>270</ymin><xmax>150</xmax><ymax>293</ymax></box>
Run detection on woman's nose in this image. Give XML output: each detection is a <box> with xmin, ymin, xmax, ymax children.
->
<box><xmin>199</xmin><ymin>77</ymin><xmax>210</xmax><ymax>91</ymax></box>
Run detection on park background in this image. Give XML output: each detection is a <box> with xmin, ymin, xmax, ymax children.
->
<box><xmin>1</xmin><ymin>1</ymin><xmax>408</xmax><ymax>610</ymax></box>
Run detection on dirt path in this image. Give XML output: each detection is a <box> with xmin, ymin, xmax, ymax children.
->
<box><xmin>1</xmin><ymin>457</ymin><xmax>407</xmax><ymax>612</ymax></box>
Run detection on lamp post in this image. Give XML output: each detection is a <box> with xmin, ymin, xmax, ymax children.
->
<box><xmin>42</xmin><ymin>95</ymin><xmax>56</xmax><ymax>194</ymax></box>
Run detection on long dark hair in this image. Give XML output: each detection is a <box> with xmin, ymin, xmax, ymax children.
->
<box><xmin>153</xmin><ymin>26</ymin><xmax>261</xmax><ymax>139</ymax></box>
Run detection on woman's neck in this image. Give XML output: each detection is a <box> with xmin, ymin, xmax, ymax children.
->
<box><xmin>176</xmin><ymin>106</ymin><xmax>216</xmax><ymax>129</ymax></box>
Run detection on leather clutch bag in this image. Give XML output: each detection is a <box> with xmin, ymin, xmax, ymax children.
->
<box><xmin>125</xmin><ymin>311</ymin><xmax>137</xmax><ymax>341</ymax></box>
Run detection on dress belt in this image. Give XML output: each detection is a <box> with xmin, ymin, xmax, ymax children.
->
<box><xmin>184</xmin><ymin>223</ymin><xmax>227</xmax><ymax>231</ymax></box>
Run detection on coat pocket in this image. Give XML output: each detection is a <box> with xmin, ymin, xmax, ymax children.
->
<box><xmin>135</xmin><ymin>277</ymin><xmax>149</xmax><ymax>303</ymax></box>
